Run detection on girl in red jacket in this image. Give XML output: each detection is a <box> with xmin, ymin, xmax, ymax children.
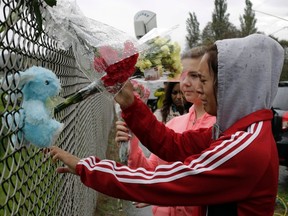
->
<box><xmin>115</xmin><ymin>46</ymin><xmax>216</xmax><ymax>216</ymax></box>
<box><xmin>48</xmin><ymin>34</ymin><xmax>284</xmax><ymax>216</ymax></box>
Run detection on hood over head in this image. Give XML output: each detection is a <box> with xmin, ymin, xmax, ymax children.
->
<box><xmin>215</xmin><ymin>34</ymin><xmax>284</xmax><ymax>133</ymax></box>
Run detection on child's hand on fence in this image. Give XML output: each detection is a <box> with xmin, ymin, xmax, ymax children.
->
<box><xmin>48</xmin><ymin>146</ymin><xmax>80</xmax><ymax>175</ymax></box>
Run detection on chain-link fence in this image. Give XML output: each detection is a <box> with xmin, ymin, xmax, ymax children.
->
<box><xmin>0</xmin><ymin>1</ymin><xmax>114</xmax><ymax>215</ymax></box>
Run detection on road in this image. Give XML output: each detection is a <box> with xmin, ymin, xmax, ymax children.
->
<box><xmin>279</xmin><ymin>165</ymin><xmax>288</xmax><ymax>185</ymax></box>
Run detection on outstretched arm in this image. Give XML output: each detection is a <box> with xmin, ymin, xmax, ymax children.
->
<box><xmin>47</xmin><ymin>121</ymin><xmax>270</xmax><ymax>208</ymax></box>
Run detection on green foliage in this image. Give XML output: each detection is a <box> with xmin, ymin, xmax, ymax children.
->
<box><xmin>184</xmin><ymin>0</ymin><xmax>288</xmax><ymax>83</ymax></box>
<box><xmin>185</xmin><ymin>12</ymin><xmax>201</xmax><ymax>49</ymax></box>
<box><xmin>44</xmin><ymin>0</ymin><xmax>57</xmax><ymax>6</ymax></box>
<box><xmin>239</xmin><ymin>0</ymin><xmax>257</xmax><ymax>37</ymax></box>
<box><xmin>211</xmin><ymin>0</ymin><xmax>231</xmax><ymax>40</ymax></box>
<box><xmin>201</xmin><ymin>22</ymin><xmax>215</xmax><ymax>46</ymax></box>
<box><xmin>199</xmin><ymin>0</ymin><xmax>240</xmax><ymax>42</ymax></box>
<box><xmin>29</xmin><ymin>0</ymin><xmax>57</xmax><ymax>38</ymax></box>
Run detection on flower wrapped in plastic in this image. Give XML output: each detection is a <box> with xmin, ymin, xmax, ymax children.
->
<box><xmin>44</xmin><ymin>0</ymin><xmax>179</xmax><ymax>113</ymax></box>
<box><xmin>115</xmin><ymin>79</ymin><xmax>150</xmax><ymax>164</ymax></box>
<box><xmin>43</xmin><ymin>0</ymin><xmax>141</xmax><ymax>113</ymax></box>
<box><xmin>135</xmin><ymin>28</ymin><xmax>183</xmax><ymax>81</ymax></box>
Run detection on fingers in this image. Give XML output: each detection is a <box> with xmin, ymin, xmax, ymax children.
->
<box><xmin>44</xmin><ymin>146</ymin><xmax>80</xmax><ymax>175</ymax></box>
<box><xmin>56</xmin><ymin>167</ymin><xmax>72</xmax><ymax>173</ymax></box>
<box><xmin>114</xmin><ymin>81</ymin><xmax>135</xmax><ymax>109</ymax></box>
<box><xmin>115</xmin><ymin>131</ymin><xmax>131</xmax><ymax>143</ymax></box>
<box><xmin>48</xmin><ymin>147</ymin><xmax>65</xmax><ymax>165</ymax></box>
<box><xmin>115</xmin><ymin>122</ymin><xmax>129</xmax><ymax>132</ymax></box>
<box><xmin>132</xmin><ymin>202</ymin><xmax>151</xmax><ymax>208</ymax></box>
<box><xmin>115</xmin><ymin>121</ymin><xmax>131</xmax><ymax>143</ymax></box>
<box><xmin>50</xmin><ymin>146</ymin><xmax>65</xmax><ymax>163</ymax></box>
<box><xmin>52</xmin><ymin>152</ymin><xmax>62</xmax><ymax>163</ymax></box>
<box><xmin>115</xmin><ymin>120</ymin><xmax>126</xmax><ymax>127</ymax></box>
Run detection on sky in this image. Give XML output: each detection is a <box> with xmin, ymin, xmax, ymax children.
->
<box><xmin>75</xmin><ymin>0</ymin><xmax>288</xmax><ymax>50</ymax></box>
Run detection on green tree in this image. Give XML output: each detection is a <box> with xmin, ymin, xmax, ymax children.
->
<box><xmin>239</xmin><ymin>0</ymin><xmax>257</xmax><ymax>37</ymax></box>
<box><xmin>201</xmin><ymin>22</ymin><xmax>215</xmax><ymax>46</ymax></box>
<box><xmin>185</xmin><ymin>12</ymin><xmax>201</xmax><ymax>49</ymax></box>
<box><xmin>225</xmin><ymin>23</ymin><xmax>241</xmax><ymax>38</ymax></box>
<box><xmin>211</xmin><ymin>0</ymin><xmax>231</xmax><ymax>40</ymax></box>
<box><xmin>202</xmin><ymin>0</ymin><xmax>239</xmax><ymax>42</ymax></box>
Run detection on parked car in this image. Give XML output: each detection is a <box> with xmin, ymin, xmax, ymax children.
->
<box><xmin>272</xmin><ymin>81</ymin><xmax>288</xmax><ymax>167</ymax></box>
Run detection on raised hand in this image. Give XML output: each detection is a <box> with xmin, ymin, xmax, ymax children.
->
<box><xmin>114</xmin><ymin>81</ymin><xmax>135</xmax><ymax>109</ymax></box>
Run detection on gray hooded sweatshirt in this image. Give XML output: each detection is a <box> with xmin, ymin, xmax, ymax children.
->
<box><xmin>215</xmin><ymin>34</ymin><xmax>284</xmax><ymax>136</ymax></box>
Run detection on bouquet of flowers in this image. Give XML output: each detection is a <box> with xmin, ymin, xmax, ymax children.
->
<box><xmin>44</xmin><ymin>0</ymin><xmax>142</xmax><ymax>113</ymax></box>
<box><xmin>44</xmin><ymin>0</ymin><xmax>179</xmax><ymax>113</ymax></box>
<box><xmin>53</xmin><ymin>41</ymin><xmax>139</xmax><ymax>113</ymax></box>
<box><xmin>135</xmin><ymin>33</ymin><xmax>183</xmax><ymax>81</ymax></box>
<box><xmin>115</xmin><ymin>80</ymin><xmax>150</xmax><ymax>164</ymax></box>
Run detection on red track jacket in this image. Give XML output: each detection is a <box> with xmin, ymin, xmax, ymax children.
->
<box><xmin>76</xmin><ymin>97</ymin><xmax>279</xmax><ymax>216</ymax></box>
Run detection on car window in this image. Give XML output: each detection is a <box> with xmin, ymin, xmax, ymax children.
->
<box><xmin>273</xmin><ymin>87</ymin><xmax>288</xmax><ymax>110</ymax></box>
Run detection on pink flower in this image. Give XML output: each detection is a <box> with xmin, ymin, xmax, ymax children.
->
<box><xmin>93</xmin><ymin>40</ymin><xmax>139</xmax><ymax>90</ymax></box>
<box><xmin>130</xmin><ymin>79</ymin><xmax>150</xmax><ymax>103</ymax></box>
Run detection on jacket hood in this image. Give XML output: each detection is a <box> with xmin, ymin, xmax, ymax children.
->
<box><xmin>215</xmin><ymin>34</ymin><xmax>284</xmax><ymax>134</ymax></box>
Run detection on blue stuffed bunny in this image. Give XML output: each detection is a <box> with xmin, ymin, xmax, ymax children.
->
<box><xmin>1</xmin><ymin>66</ymin><xmax>64</xmax><ymax>149</ymax></box>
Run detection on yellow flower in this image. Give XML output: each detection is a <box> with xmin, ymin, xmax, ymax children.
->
<box><xmin>152</xmin><ymin>58</ymin><xmax>162</xmax><ymax>65</ymax></box>
<box><xmin>154</xmin><ymin>37</ymin><xmax>169</xmax><ymax>46</ymax></box>
<box><xmin>136</xmin><ymin>36</ymin><xmax>182</xmax><ymax>78</ymax></box>
<box><xmin>160</xmin><ymin>45</ymin><xmax>170</xmax><ymax>56</ymax></box>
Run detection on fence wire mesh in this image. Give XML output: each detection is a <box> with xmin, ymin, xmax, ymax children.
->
<box><xmin>0</xmin><ymin>1</ymin><xmax>114</xmax><ymax>215</ymax></box>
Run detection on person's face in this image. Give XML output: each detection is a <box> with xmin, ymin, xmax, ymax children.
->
<box><xmin>180</xmin><ymin>57</ymin><xmax>202</xmax><ymax>104</ymax></box>
<box><xmin>171</xmin><ymin>83</ymin><xmax>183</xmax><ymax>107</ymax></box>
<box><xmin>196</xmin><ymin>54</ymin><xmax>217</xmax><ymax>116</ymax></box>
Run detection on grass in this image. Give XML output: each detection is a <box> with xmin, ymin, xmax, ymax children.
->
<box><xmin>0</xmin><ymin>143</ymin><xmax>58</xmax><ymax>215</ymax></box>
<box><xmin>274</xmin><ymin>166</ymin><xmax>288</xmax><ymax>215</ymax></box>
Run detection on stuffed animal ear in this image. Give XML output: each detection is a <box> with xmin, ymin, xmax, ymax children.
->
<box><xmin>17</xmin><ymin>71</ymin><xmax>36</xmax><ymax>88</ymax></box>
<box><xmin>1</xmin><ymin>70</ymin><xmax>35</xmax><ymax>91</ymax></box>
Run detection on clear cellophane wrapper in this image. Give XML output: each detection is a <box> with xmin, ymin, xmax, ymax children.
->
<box><xmin>44</xmin><ymin>0</ymin><xmax>140</xmax><ymax>98</ymax></box>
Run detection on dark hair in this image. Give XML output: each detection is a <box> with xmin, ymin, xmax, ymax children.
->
<box><xmin>161</xmin><ymin>82</ymin><xmax>184</xmax><ymax>123</ymax></box>
<box><xmin>205</xmin><ymin>44</ymin><xmax>218</xmax><ymax>104</ymax></box>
